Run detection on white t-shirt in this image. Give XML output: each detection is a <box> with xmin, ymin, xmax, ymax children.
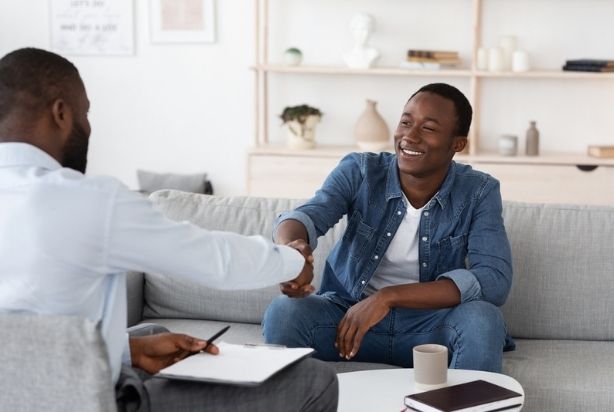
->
<box><xmin>365</xmin><ymin>194</ymin><xmax>424</xmax><ymax>295</ymax></box>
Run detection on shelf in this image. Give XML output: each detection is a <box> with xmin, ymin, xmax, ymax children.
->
<box><xmin>475</xmin><ymin>70</ymin><xmax>614</xmax><ymax>80</ymax></box>
<box><xmin>249</xmin><ymin>145</ymin><xmax>614</xmax><ymax>166</ymax></box>
<box><xmin>251</xmin><ymin>64</ymin><xmax>472</xmax><ymax>77</ymax></box>
<box><xmin>252</xmin><ymin>65</ymin><xmax>614</xmax><ymax>80</ymax></box>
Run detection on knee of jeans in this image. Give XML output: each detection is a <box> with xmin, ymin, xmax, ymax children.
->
<box><xmin>263</xmin><ymin>295</ymin><xmax>308</xmax><ymax>340</ymax></box>
<box><xmin>449</xmin><ymin>301</ymin><xmax>505</xmax><ymax>338</ymax></box>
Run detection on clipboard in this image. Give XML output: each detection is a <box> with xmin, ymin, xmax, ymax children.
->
<box><xmin>155</xmin><ymin>342</ymin><xmax>314</xmax><ymax>386</ymax></box>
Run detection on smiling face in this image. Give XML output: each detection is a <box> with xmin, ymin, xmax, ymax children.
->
<box><xmin>394</xmin><ymin>91</ymin><xmax>467</xmax><ymax>181</ymax></box>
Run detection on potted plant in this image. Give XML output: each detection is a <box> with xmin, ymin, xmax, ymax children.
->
<box><xmin>280</xmin><ymin>104</ymin><xmax>322</xmax><ymax>150</ymax></box>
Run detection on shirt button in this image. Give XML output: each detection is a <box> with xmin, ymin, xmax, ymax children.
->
<box><xmin>422</xmin><ymin>236</ymin><xmax>428</xmax><ymax>242</ymax></box>
<box><xmin>422</xmin><ymin>262</ymin><xmax>427</xmax><ymax>267</ymax></box>
<box><xmin>361</xmin><ymin>280</ymin><xmax>366</xmax><ymax>285</ymax></box>
<box><xmin>387</xmin><ymin>232</ymin><xmax>391</xmax><ymax>237</ymax></box>
<box><xmin>423</xmin><ymin>211</ymin><xmax>429</xmax><ymax>216</ymax></box>
<box><xmin>374</xmin><ymin>255</ymin><xmax>379</xmax><ymax>260</ymax></box>
<box><xmin>397</xmin><ymin>211</ymin><xmax>402</xmax><ymax>215</ymax></box>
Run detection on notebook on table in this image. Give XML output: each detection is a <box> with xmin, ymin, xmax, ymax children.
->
<box><xmin>156</xmin><ymin>342</ymin><xmax>314</xmax><ymax>387</ymax></box>
<box><xmin>404</xmin><ymin>379</ymin><xmax>522</xmax><ymax>412</ymax></box>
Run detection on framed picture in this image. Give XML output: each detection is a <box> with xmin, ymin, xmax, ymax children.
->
<box><xmin>150</xmin><ymin>0</ymin><xmax>216</xmax><ymax>44</ymax></box>
<box><xmin>50</xmin><ymin>0</ymin><xmax>135</xmax><ymax>56</ymax></box>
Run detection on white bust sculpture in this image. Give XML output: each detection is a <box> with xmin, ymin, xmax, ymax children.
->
<box><xmin>342</xmin><ymin>13</ymin><xmax>380</xmax><ymax>70</ymax></box>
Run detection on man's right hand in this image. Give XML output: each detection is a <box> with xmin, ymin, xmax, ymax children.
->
<box><xmin>280</xmin><ymin>239</ymin><xmax>315</xmax><ymax>298</ymax></box>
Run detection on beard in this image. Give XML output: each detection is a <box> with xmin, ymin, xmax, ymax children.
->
<box><xmin>62</xmin><ymin>121</ymin><xmax>89</xmax><ymax>174</ymax></box>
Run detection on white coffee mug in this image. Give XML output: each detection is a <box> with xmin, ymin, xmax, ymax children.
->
<box><xmin>413</xmin><ymin>344</ymin><xmax>448</xmax><ymax>390</ymax></box>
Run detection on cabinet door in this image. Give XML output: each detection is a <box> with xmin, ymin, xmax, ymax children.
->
<box><xmin>248</xmin><ymin>154</ymin><xmax>340</xmax><ymax>198</ymax></box>
<box><xmin>474</xmin><ymin>163</ymin><xmax>614</xmax><ymax>206</ymax></box>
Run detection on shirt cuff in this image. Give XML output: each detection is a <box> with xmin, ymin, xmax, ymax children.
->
<box><xmin>276</xmin><ymin>244</ymin><xmax>306</xmax><ymax>281</ymax></box>
<box><xmin>437</xmin><ymin>269</ymin><xmax>482</xmax><ymax>303</ymax></box>
<box><xmin>121</xmin><ymin>332</ymin><xmax>132</xmax><ymax>366</ymax></box>
<box><xmin>273</xmin><ymin>210</ymin><xmax>319</xmax><ymax>251</ymax></box>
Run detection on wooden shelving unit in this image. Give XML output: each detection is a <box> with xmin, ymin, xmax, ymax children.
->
<box><xmin>248</xmin><ymin>0</ymin><xmax>614</xmax><ymax>205</ymax></box>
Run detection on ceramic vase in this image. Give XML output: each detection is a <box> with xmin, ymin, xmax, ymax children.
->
<box><xmin>525</xmin><ymin>121</ymin><xmax>540</xmax><ymax>156</ymax></box>
<box><xmin>354</xmin><ymin>100</ymin><xmax>390</xmax><ymax>151</ymax></box>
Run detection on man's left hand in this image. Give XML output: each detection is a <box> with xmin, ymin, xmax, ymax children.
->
<box><xmin>335</xmin><ymin>292</ymin><xmax>391</xmax><ymax>360</ymax></box>
<box><xmin>129</xmin><ymin>333</ymin><xmax>219</xmax><ymax>374</ymax></box>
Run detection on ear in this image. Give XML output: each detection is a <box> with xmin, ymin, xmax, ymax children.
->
<box><xmin>452</xmin><ymin>136</ymin><xmax>468</xmax><ymax>153</ymax></box>
<box><xmin>50</xmin><ymin>98</ymin><xmax>73</xmax><ymax>139</ymax></box>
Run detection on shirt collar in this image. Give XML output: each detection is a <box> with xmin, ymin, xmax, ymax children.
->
<box><xmin>385</xmin><ymin>155</ymin><xmax>457</xmax><ymax>210</ymax></box>
<box><xmin>0</xmin><ymin>142</ymin><xmax>62</xmax><ymax>171</ymax></box>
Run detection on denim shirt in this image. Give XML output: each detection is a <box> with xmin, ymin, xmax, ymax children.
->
<box><xmin>274</xmin><ymin>152</ymin><xmax>513</xmax><ymax>306</ymax></box>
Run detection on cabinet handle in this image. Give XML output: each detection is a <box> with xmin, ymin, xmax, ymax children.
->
<box><xmin>576</xmin><ymin>165</ymin><xmax>599</xmax><ymax>172</ymax></box>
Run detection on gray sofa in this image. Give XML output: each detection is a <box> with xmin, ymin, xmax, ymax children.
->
<box><xmin>126</xmin><ymin>191</ymin><xmax>614</xmax><ymax>412</ymax></box>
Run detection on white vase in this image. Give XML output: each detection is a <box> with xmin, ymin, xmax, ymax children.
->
<box><xmin>354</xmin><ymin>100</ymin><xmax>390</xmax><ymax>151</ymax></box>
<box><xmin>286</xmin><ymin>115</ymin><xmax>320</xmax><ymax>150</ymax></box>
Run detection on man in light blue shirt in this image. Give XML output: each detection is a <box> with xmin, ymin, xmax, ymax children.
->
<box><xmin>0</xmin><ymin>48</ymin><xmax>337</xmax><ymax>412</ymax></box>
<box><xmin>264</xmin><ymin>83</ymin><xmax>513</xmax><ymax>372</ymax></box>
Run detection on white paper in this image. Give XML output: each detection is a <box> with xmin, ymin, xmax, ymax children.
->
<box><xmin>157</xmin><ymin>342</ymin><xmax>314</xmax><ymax>386</ymax></box>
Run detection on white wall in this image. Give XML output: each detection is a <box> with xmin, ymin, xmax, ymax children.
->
<box><xmin>0</xmin><ymin>0</ymin><xmax>254</xmax><ymax>195</ymax></box>
<box><xmin>2</xmin><ymin>0</ymin><xmax>614</xmax><ymax>195</ymax></box>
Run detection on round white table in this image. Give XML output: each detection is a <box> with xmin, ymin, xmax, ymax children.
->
<box><xmin>337</xmin><ymin>368</ymin><xmax>524</xmax><ymax>412</ymax></box>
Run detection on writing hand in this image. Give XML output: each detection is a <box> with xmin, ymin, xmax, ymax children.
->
<box><xmin>280</xmin><ymin>239</ymin><xmax>315</xmax><ymax>298</ymax></box>
<box><xmin>129</xmin><ymin>333</ymin><xmax>219</xmax><ymax>374</ymax></box>
<box><xmin>335</xmin><ymin>292</ymin><xmax>391</xmax><ymax>360</ymax></box>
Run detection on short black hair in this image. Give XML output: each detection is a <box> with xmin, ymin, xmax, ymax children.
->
<box><xmin>408</xmin><ymin>83</ymin><xmax>473</xmax><ymax>137</ymax></box>
<box><xmin>0</xmin><ymin>48</ymin><xmax>80</xmax><ymax>122</ymax></box>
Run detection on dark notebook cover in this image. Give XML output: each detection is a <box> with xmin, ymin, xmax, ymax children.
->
<box><xmin>404</xmin><ymin>380</ymin><xmax>522</xmax><ymax>412</ymax></box>
<box><xmin>565</xmin><ymin>59</ymin><xmax>614</xmax><ymax>67</ymax></box>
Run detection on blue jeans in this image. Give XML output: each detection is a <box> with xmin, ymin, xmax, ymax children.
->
<box><xmin>263</xmin><ymin>294</ymin><xmax>507</xmax><ymax>372</ymax></box>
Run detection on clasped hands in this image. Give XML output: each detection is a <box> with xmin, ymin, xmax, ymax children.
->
<box><xmin>280</xmin><ymin>239</ymin><xmax>392</xmax><ymax>360</ymax></box>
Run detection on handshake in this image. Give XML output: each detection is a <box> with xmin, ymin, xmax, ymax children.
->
<box><xmin>280</xmin><ymin>239</ymin><xmax>315</xmax><ymax>298</ymax></box>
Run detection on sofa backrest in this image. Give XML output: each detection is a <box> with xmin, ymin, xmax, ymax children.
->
<box><xmin>0</xmin><ymin>314</ymin><xmax>116</xmax><ymax>412</ymax></box>
<box><xmin>144</xmin><ymin>191</ymin><xmax>346</xmax><ymax>324</ymax></box>
<box><xmin>501</xmin><ymin>202</ymin><xmax>614</xmax><ymax>340</ymax></box>
<box><xmin>146</xmin><ymin>191</ymin><xmax>614</xmax><ymax>340</ymax></box>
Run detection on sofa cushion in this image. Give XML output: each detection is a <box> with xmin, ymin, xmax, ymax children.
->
<box><xmin>143</xmin><ymin>191</ymin><xmax>346</xmax><ymax>324</ymax></box>
<box><xmin>501</xmin><ymin>202</ymin><xmax>614</xmax><ymax>340</ymax></box>
<box><xmin>502</xmin><ymin>339</ymin><xmax>614</xmax><ymax>411</ymax></box>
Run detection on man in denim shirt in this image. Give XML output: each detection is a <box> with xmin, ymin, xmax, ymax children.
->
<box><xmin>263</xmin><ymin>83</ymin><xmax>513</xmax><ymax>372</ymax></box>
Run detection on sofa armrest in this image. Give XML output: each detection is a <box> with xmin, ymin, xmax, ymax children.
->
<box><xmin>126</xmin><ymin>271</ymin><xmax>144</xmax><ymax>327</ymax></box>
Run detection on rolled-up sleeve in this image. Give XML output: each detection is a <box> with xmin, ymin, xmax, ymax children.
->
<box><xmin>437</xmin><ymin>268</ymin><xmax>482</xmax><ymax>303</ymax></box>
<box><xmin>273</xmin><ymin>210</ymin><xmax>320</xmax><ymax>250</ymax></box>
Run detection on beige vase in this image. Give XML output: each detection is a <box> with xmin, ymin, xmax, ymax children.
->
<box><xmin>354</xmin><ymin>100</ymin><xmax>390</xmax><ymax>152</ymax></box>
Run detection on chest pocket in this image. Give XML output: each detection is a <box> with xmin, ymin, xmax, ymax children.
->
<box><xmin>437</xmin><ymin>233</ymin><xmax>468</xmax><ymax>273</ymax></box>
<box><xmin>342</xmin><ymin>211</ymin><xmax>375</xmax><ymax>261</ymax></box>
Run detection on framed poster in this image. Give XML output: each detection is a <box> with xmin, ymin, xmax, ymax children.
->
<box><xmin>150</xmin><ymin>0</ymin><xmax>216</xmax><ymax>43</ymax></box>
<box><xmin>50</xmin><ymin>0</ymin><xmax>135</xmax><ymax>56</ymax></box>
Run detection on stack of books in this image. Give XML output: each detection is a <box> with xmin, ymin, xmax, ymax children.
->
<box><xmin>562</xmin><ymin>59</ymin><xmax>614</xmax><ymax>72</ymax></box>
<box><xmin>401</xmin><ymin>49</ymin><xmax>461</xmax><ymax>70</ymax></box>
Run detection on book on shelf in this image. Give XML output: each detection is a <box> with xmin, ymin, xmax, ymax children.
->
<box><xmin>562</xmin><ymin>64</ymin><xmax>614</xmax><ymax>72</ymax></box>
<box><xmin>408</xmin><ymin>49</ymin><xmax>459</xmax><ymax>60</ymax></box>
<box><xmin>400</xmin><ymin>61</ymin><xmax>460</xmax><ymax>71</ymax></box>
<box><xmin>407</xmin><ymin>57</ymin><xmax>462</xmax><ymax>65</ymax></box>
<box><xmin>588</xmin><ymin>145</ymin><xmax>614</xmax><ymax>158</ymax></box>
<box><xmin>404</xmin><ymin>379</ymin><xmax>522</xmax><ymax>412</ymax></box>
<box><xmin>565</xmin><ymin>59</ymin><xmax>614</xmax><ymax>67</ymax></box>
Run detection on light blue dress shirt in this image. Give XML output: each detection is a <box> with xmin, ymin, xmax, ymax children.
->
<box><xmin>0</xmin><ymin>143</ymin><xmax>304</xmax><ymax>383</ymax></box>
